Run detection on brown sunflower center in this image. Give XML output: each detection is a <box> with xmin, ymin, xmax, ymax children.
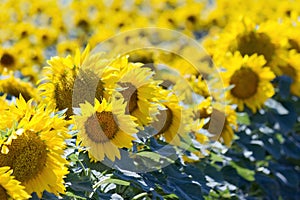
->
<box><xmin>0</xmin><ymin>79</ymin><xmax>33</xmax><ymax>102</ymax></box>
<box><xmin>0</xmin><ymin>53</ymin><xmax>15</xmax><ymax>67</ymax></box>
<box><xmin>119</xmin><ymin>82</ymin><xmax>138</xmax><ymax>113</ymax></box>
<box><xmin>77</xmin><ymin>19</ymin><xmax>89</xmax><ymax>30</ymax></box>
<box><xmin>187</xmin><ymin>15</ymin><xmax>197</xmax><ymax>24</ymax></box>
<box><xmin>230</xmin><ymin>67</ymin><xmax>259</xmax><ymax>99</ymax></box>
<box><xmin>74</xmin><ymin>69</ymin><xmax>104</xmax><ymax>106</ymax></box>
<box><xmin>153</xmin><ymin>107</ymin><xmax>173</xmax><ymax>134</ymax></box>
<box><xmin>231</xmin><ymin>32</ymin><xmax>275</xmax><ymax>64</ymax></box>
<box><xmin>0</xmin><ymin>186</ymin><xmax>8</xmax><ymax>200</ymax></box>
<box><xmin>0</xmin><ymin>130</ymin><xmax>47</xmax><ymax>183</ymax></box>
<box><xmin>288</xmin><ymin>39</ymin><xmax>300</xmax><ymax>53</ymax></box>
<box><xmin>42</xmin><ymin>34</ymin><xmax>48</xmax><ymax>41</ymax></box>
<box><xmin>54</xmin><ymin>74</ymin><xmax>74</xmax><ymax>118</ymax></box>
<box><xmin>85</xmin><ymin>111</ymin><xmax>119</xmax><ymax>143</ymax></box>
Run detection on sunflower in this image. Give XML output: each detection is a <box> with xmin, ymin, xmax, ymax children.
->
<box><xmin>56</xmin><ymin>40</ymin><xmax>81</xmax><ymax>57</ymax></box>
<box><xmin>38</xmin><ymin>45</ymin><xmax>90</xmax><ymax>118</ymax></box>
<box><xmin>39</xmin><ymin>45</ymin><xmax>118</xmax><ymax>119</ymax></box>
<box><xmin>35</xmin><ymin>27</ymin><xmax>58</xmax><ymax>46</ymax></box>
<box><xmin>0</xmin><ymin>47</ymin><xmax>19</xmax><ymax>73</ymax></box>
<box><xmin>152</xmin><ymin>90</ymin><xmax>193</xmax><ymax>146</ymax></box>
<box><xmin>75</xmin><ymin>97</ymin><xmax>138</xmax><ymax>162</ymax></box>
<box><xmin>184</xmin><ymin>74</ymin><xmax>210</xmax><ymax>99</ymax></box>
<box><xmin>0</xmin><ymin>166</ymin><xmax>31</xmax><ymax>200</ymax></box>
<box><xmin>107</xmin><ymin>56</ymin><xmax>161</xmax><ymax>126</ymax></box>
<box><xmin>173</xmin><ymin>1</ymin><xmax>205</xmax><ymax>32</ymax></box>
<box><xmin>203</xmin><ymin>18</ymin><xmax>285</xmax><ymax>70</ymax></box>
<box><xmin>0</xmin><ymin>95</ymin><xmax>69</xmax><ymax>197</ymax></box>
<box><xmin>0</xmin><ymin>73</ymin><xmax>38</xmax><ymax>102</ymax></box>
<box><xmin>221</xmin><ymin>52</ymin><xmax>275</xmax><ymax>113</ymax></box>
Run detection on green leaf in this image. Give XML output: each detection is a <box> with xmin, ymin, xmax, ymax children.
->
<box><xmin>97</xmin><ymin>178</ymin><xmax>130</xmax><ymax>186</ymax></box>
<box><xmin>230</xmin><ymin>162</ymin><xmax>255</xmax><ymax>181</ymax></box>
<box><xmin>65</xmin><ymin>191</ymin><xmax>86</xmax><ymax>199</ymax></box>
<box><xmin>236</xmin><ymin>112</ymin><xmax>250</xmax><ymax>125</ymax></box>
<box><xmin>137</xmin><ymin>151</ymin><xmax>161</xmax><ymax>162</ymax></box>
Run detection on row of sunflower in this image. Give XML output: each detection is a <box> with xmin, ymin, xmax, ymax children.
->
<box><xmin>0</xmin><ymin>0</ymin><xmax>299</xmax><ymax>199</ymax></box>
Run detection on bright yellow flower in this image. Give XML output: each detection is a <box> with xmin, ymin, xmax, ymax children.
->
<box><xmin>0</xmin><ymin>96</ymin><xmax>70</xmax><ymax>198</ymax></box>
<box><xmin>38</xmin><ymin>45</ymin><xmax>90</xmax><ymax>118</ymax></box>
<box><xmin>221</xmin><ymin>52</ymin><xmax>275</xmax><ymax>113</ymax></box>
<box><xmin>0</xmin><ymin>166</ymin><xmax>31</xmax><ymax>200</ymax></box>
<box><xmin>107</xmin><ymin>56</ymin><xmax>161</xmax><ymax>126</ymax></box>
<box><xmin>75</xmin><ymin>98</ymin><xmax>138</xmax><ymax>162</ymax></box>
<box><xmin>0</xmin><ymin>47</ymin><xmax>20</xmax><ymax>73</ymax></box>
<box><xmin>152</xmin><ymin>90</ymin><xmax>193</xmax><ymax>146</ymax></box>
<box><xmin>203</xmin><ymin>18</ymin><xmax>286</xmax><ymax>71</ymax></box>
<box><xmin>0</xmin><ymin>73</ymin><xmax>38</xmax><ymax>102</ymax></box>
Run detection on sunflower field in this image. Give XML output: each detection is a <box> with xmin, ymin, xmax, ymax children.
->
<box><xmin>0</xmin><ymin>0</ymin><xmax>300</xmax><ymax>199</ymax></box>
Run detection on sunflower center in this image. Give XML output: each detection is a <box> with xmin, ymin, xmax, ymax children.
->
<box><xmin>230</xmin><ymin>67</ymin><xmax>259</xmax><ymax>99</ymax></box>
<box><xmin>288</xmin><ymin>39</ymin><xmax>300</xmax><ymax>53</ymax></box>
<box><xmin>85</xmin><ymin>112</ymin><xmax>119</xmax><ymax>143</ymax></box>
<box><xmin>75</xmin><ymin>69</ymin><xmax>104</xmax><ymax>106</ymax></box>
<box><xmin>0</xmin><ymin>53</ymin><xmax>15</xmax><ymax>67</ymax></box>
<box><xmin>42</xmin><ymin>34</ymin><xmax>48</xmax><ymax>41</ymax></box>
<box><xmin>54</xmin><ymin>73</ymin><xmax>75</xmax><ymax>118</ymax></box>
<box><xmin>232</xmin><ymin>32</ymin><xmax>275</xmax><ymax>64</ymax></box>
<box><xmin>119</xmin><ymin>82</ymin><xmax>138</xmax><ymax>113</ymax></box>
<box><xmin>0</xmin><ymin>186</ymin><xmax>8</xmax><ymax>200</ymax></box>
<box><xmin>187</xmin><ymin>15</ymin><xmax>197</xmax><ymax>24</ymax></box>
<box><xmin>0</xmin><ymin>130</ymin><xmax>47</xmax><ymax>183</ymax></box>
<box><xmin>77</xmin><ymin>19</ymin><xmax>89</xmax><ymax>31</ymax></box>
<box><xmin>153</xmin><ymin>107</ymin><xmax>173</xmax><ymax>134</ymax></box>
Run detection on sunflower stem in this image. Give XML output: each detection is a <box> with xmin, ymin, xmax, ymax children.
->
<box><xmin>78</xmin><ymin>159</ymin><xmax>88</xmax><ymax>177</ymax></box>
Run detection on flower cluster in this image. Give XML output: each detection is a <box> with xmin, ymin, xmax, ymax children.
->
<box><xmin>0</xmin><ymin>0</ymin><xmax>299</xmax><ymax>199</ymax></box>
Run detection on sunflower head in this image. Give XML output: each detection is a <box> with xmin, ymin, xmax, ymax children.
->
<box><xmin>75</xmin><ymin>97</ymin><xmax>138</xmax><ymax>162</ymax></box>
<box><xmin>222</xmin><ymin>52</ymin><xmax>275</xmax><ymax>112</ymax></box>
<box><xmin>0</xmin><ymin>73</ymin><xmax>38</xmax><ymax>102</ymax></box>
<box><xmin>0</xmin><ymin>95</ymin><xmax>70</xmax><ymax>197</ymax></box>
<box><xmin>39</xmin><ymin>45</ymin><xmax>91</xmax><ymax>118</ymax></box>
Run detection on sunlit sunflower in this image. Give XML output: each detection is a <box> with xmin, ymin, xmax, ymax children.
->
<box><xmin>56</xmin><ymin>40</ymin><xmax>81</xmax><ymax>57</ymax></box>
<box><xmin>0</xmin><ymin>47</ymin><xmax>20</xmax><ymax>72</ymax></box>
<box><xmin>203</xmin><ymin>18</ymin><xmax>285</xmax><ymax>69</ymax></box>
<box><xmin>39</xmin><ymin>45</ymin><xmax>118</xmax><ymax>119</ymax></box>
<box><xmin>106</xmin><ymin>56</ymin><xmax>161</xmax><ymax>126</ymax></box>
<box><xmin>177</xmin><ymin>74</ymin><xmax>210</xmax><ymax>103</ymax></box>
<box><xmin>221</xmin><ymin>52</ymin><xmax>275</xmax><ymax>113</ymax></box>
<box><xmin>0</xmin><ymin>166</ymin><xmax>31</xmax><ymax>200</ymax></box>
<box><xmin>35</xmin><ymin>27</ymin><xmax>58</xmax><ymax>46</ymax></box>
<box><xmin>173</xmin><ymin>1</ymin><xmax>205</xmax><ymax>32</ymax></box>
<box><xmin>152</xmin><ymin>90</ymin><xmax>193</xmax><ymax>146</ymax></box>
<box><xmin>0</xmin><ymin>95</ymin><xmax>69</xmax><ymax>197</ymax></box>
<box><xmin>75</xmin><ymin>97</ymin><xmax>138</xmax><ymax>162</ymax></box>
<box><xmin>38</xmin><ymin>45</ymin><xmax>90</xmax><ymax>118</ymax></box>
<box><xmin>13</xmin><ymin>22</ymin><xmax>36</xmax><ymax>41</ymax></box>
<box><xmin>0</xmin><ymin>73</ymin><xmax>38</xmax><ymax>102</ymax></box>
